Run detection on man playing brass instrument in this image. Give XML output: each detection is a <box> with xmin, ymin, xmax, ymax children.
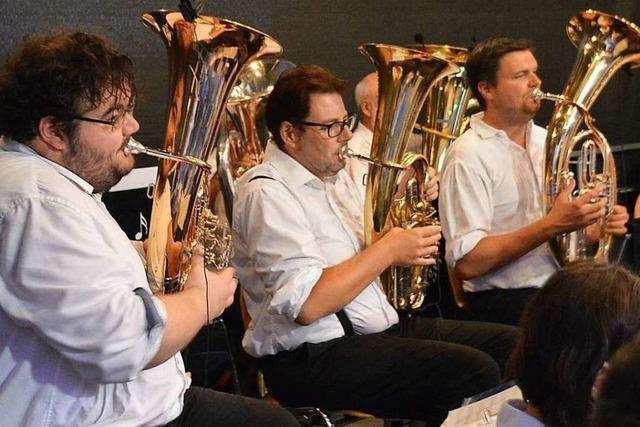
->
<box><xmin>439</xmin><ymin>37</ymin><xmax>629</xmax><ymax>326</ymax></box>
<box><xmin>232</xmin><ymin>65</ymin><xmax>518</xmax><ymax>424</ymax></box>
<box><xmin>0</xmin><ymin>32</ymin><xmax>299</xmax><ymax>427</ymax></box>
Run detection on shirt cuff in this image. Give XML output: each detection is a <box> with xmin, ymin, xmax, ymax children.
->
<box><xmin>136</xmin><ymin>290</ymin><xmax>168</xmax><ymax>366</ymax></box>
<box><xmin>446</xmin><ymin>229</ymin><xmax>488</xmax><ymax>267</ymax></box>
<box><xmin>269</xmin><ymin>266</ymin><xmax>323</xmax><ymax>320</ymax></box>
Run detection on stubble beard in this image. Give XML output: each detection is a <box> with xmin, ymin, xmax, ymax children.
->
<box><xmin>63</xmin><ymin>135</ymin><xmax>134</xmax><ymax>193</ymax></box>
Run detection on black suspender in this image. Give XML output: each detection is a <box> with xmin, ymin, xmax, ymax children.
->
<box><xmin>249</xmin><ymin>174</ymin><xmax>355</xmax><ymax>336</ymax></box>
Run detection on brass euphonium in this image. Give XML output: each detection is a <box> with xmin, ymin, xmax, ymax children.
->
<box><xmin>216</xmin><ymin>59</ymin><xmax>294</xmax><ymax>221</ymax></box>
<box><xmin>539</xmin><ymin>9</ymin><xmax>640</xmax><ymax>265</ymax></box>
<box><xmin>356</xmin><ymin>43</ymin><xmax>459</xmax><ymax>310</ymax></box>
<box><xmin>410</xmin><ymin>45</ymin><xmax>472</xmax><ymax>172</ymax></box>
<box><xmin>138</xmin><ymin>10</ymin><xmax>282</xmax><ymax>293</ymax></box>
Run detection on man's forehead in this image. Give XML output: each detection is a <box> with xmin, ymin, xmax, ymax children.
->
<box><xmin>306</xmin><ymin>92</ymin><xmax>347</xmax><ymax>120</ymax></box>
<box><xmin>497</xmin><ymin>50</ymin><xmax>537</xmax><ymax>73</ymax></box>
<box><xmin>79</xmin><ymin>89</ymin><xmax>133</xmax><ymax>112</ymax></box>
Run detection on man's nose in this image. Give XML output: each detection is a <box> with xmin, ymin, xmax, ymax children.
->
<box><xmin>530</xmin><ymin>73</ymin><xmax>542</xmax><ymax>87</ymax></box>
<box><xmin>340</xmin><ymin>125</ymin><xmax>353</xmax><ymax>142</ymax></box>
<box><xmin>125</xmin><ymin>114</ymin><xmax>141</xmax><ymax>135</ymax></box>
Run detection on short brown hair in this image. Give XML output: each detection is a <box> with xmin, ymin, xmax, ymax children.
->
<box><xmin>509</xmin><ymin>262</ymin><xmax>640</xmax><ymax>427</ymax></box>
<box><xmin>265</xmin><ymin>65</ymin><xmax>346</xmax><ymax>148</ymax></box>
<box><xmin>466</xmin><ymin>37</ymin><xmax>534</xmax><ymax>109</ymax></box>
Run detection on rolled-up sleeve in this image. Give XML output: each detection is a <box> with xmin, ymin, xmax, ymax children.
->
<box><xmin>233</xmin><ymin>181</ymin><xmax>329</xmax><ymax>321</ymax></box>
<box><xmin>439</xmin><ymin>158</ymin><xmax>494</xmax><ymax>267</ymax></box>
<box><xmin>0</xmin><ymin>197</ymin><xmax>165</xmax><ymax>383</ymax></box>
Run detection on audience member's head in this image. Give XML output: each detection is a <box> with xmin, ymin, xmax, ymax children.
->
<box><xmin>591</xmin><ymin>342</ymin><xmax>640</xmax><ymax>427</ymax></box>
<box><xmin>509</xmin><ymin>262</ymin><xmax>640</xmax><ymax>427</ymax></box>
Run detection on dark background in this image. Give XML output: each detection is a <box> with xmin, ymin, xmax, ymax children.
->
<box><xmin>2</xmin><ymin>0</ymin><xmax>639</xmax><ymax>207</ymax></box>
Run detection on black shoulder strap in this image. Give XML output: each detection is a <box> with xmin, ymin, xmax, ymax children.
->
<box><xmin>248</xmin><ymin>173</ymin><xmax>354</xmax><ymax>336</ymax></box>
<box><xmin>335</xmin><ymin>309</ymin><xmax>354</xmax><ymax>335</ymax></box>
<box><xmin>248</xmin><ymin>175</ymin><xmax>276</xmax><ymax>183</ymax></box>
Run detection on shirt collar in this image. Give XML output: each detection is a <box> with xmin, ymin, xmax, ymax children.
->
<box><xmin>470</xmin><ymin>112</ymin><xmax>534</xmax><ymax>144</ymax></box>
<box><xmin>1</xmin><ymin>137</ymin><xmax>96</xmax><ymax>194</ymax></box>
<box><xmin>264</xmin><ymin>140</ymin><xmax>330</xmax><ymax>188</ymax></box>
<box><xmin>356</xmin><ymin>123</ymin><xmax>373</xmax><ymax>139</ymax></box>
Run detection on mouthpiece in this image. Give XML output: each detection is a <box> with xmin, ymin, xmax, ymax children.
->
<box><xmin>338</xmin><ymin>145</ymin><xmax>404</xmax><ymax>170</ymax></box>
<box><xmin>530</xmin><ymin>88</ymin><xmax>565</xmax><ymax>103</ymax></box>
<box><xmin>124</xmin><ymin>137</ymin><xmax>212</xmax><ymax>171</ymax></box>
<box><xmin>125</xmin><ymin>138</ymin><xmax>146</xmax><ymax>155</ymax></box>
<box><xmin>530</xmin><ymin>88</ymin><xmax>589</xmax><ymax>113</ymax></box>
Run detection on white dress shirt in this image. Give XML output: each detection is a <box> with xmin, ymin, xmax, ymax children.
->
<box><xmin>0</xmin><ymin>139</ymin><xmax>188</xmax><ymax>426</ymax></box>
<box><xmin>232</xmin><ymin>142</ymin><xmax>398</xmax><ymax>357</ymax></box>
<box><xmin>439</xmin><ymin>113</ymin><xmax>558</xmax><ymax>292</ymax></box>
<box><xmin>343</xmin><ymin>123</ymin><xmax>373</xmax><ymax>201</ymax></box>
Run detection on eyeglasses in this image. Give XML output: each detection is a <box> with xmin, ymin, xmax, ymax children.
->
<box><xmin>298</xmin><ymin>114</ymin><xmax>358</xmax><ymax>138</ymax></box>
<box><xmin>71</xmin><ymin>101</ymin><xmax>136</xmax><ymax>131</ymax></box>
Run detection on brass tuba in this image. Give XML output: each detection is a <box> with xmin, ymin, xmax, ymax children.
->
<box><xmin>216</xmin><ymin>59</ymin><xmax>294</xmax><ymax>222</ymax></box>
<box><xmin>410</xmin><ymin>45</ymin><xmax>472</xmax><ymax>172</ymax></box>
<box><xmin>539</xmin><ymin>9</ymin><xmax>640</xmax><ymax>265</ymax></box>
<box><xmin>356</xmin><ymin>43</ymin><xmax>459</xmax><ymax>310</ymax></box>
<box><xmin>139</xmin><ymin>10</ymin><xmax>281</xmax><ymax>293</ymax></box>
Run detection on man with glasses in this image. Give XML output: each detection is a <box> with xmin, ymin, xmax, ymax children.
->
<box><xmin>232</xmin><ymin>65</ymin><xmax>518</xmax><ymax>424</ymax></box>
<box><xmin>0</xmin><ymin>31</ymin><xmax>299</xmax><ymax>427</ymax></box>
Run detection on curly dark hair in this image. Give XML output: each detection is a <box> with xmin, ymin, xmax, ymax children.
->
<box><xmin>0</xmin><ymin>31</ymin><xmax>136</xmax><ymax>143</ymax></box>
<box><xmin>265</xmin><ymin>65</ymin><xmax>346</xmax><ymax>148</ymax></box>
<box><xmin>466</xmin><ymin>37</ymin><xmax>534</xmax><ymax>110</ymax></box>
<box><xmin>509</xmin><ymin>262</ymin><xmax>640</xmax><ymax>427</ymax></box>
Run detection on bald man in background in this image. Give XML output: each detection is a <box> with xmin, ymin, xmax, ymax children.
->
<box><xmin>344</xmin><ymin>72</ymin><xmax>378</xmax><ymax>200</ymax></box>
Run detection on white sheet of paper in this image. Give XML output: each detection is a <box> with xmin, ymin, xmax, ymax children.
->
<box><xmin>440</xmin><ymin>385</ymin><xmax>523</xmax><ymax>427</ymax></box>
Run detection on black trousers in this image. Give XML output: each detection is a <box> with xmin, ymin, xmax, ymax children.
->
<box><xmin>165</xmin><ymin>386</ymin><xmax>299</xmax><ymax>427</ymax></box>
<box><xmin>466</xmin><ymin>287</ymin><xmax>539</xmax><ymax>326</ymax></box>
<box><xmin>258</xmin><ymin>316</ymin><xmax>518</xmax><ymax>426</ymax></box>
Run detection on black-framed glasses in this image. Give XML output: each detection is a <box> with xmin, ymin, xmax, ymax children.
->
<box><xmin>71</xmin><ymin>101</ymin><xmax>136</xmax><ymax>131</ymax></box>
<box><xmin>298</xmin><ymin>114</ymin><xmax>358</xmax><ymax>138</ymax></box>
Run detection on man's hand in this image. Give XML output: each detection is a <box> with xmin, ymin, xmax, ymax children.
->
<box><xmin>426</xmin><ymin>166</ymin><xmax>438</xmax><ymax>202</ymax></box>
<box><xmin>380</xmin><ymin>225</ymin><xmax>441</xmax><ymax>267</ymax></box>
<box><xmin>184</xmin><ymin>254</ymin><xmax>237</xmax><ymax>322</ymax></box>
<box><xmin>604</xmin><ymin>204</ymin><xmax>629</xmax><ymax>236</ymax></box>
<box><xmin>545</xmin><ymin>180</ymin><xmax>606</xmax><ymax>236</ymax></box>
<box><xmin>147</xmin><ymin>257</ymin><xmax>237</xmax><ymax>368</ymax></box>
<box><xmin>586</xmin><ymin>204</ymin><xmax>629</xmax><ymax>243</ymax></box>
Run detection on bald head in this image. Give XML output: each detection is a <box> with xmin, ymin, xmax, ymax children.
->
<box><xmin>354</xmin><ymin>72</ymin><xmax>378</xmax><ymax>130</ymax></box>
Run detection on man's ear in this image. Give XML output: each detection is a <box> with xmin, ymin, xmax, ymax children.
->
<box><xmin>37</xmin><ymin>116</ymin><xmax>68</xmax><ymax>151</ymax></box>
<box><xmin>279</xmin><ymin>121</ymin><xmax>299</xmax><ymax>151</ymax></box>
<box><xmin>477</xmin><ymin>81</ymin><xmax>493</xmax><ymax>104</ymax></box>
<box><xmin>362</xmin><ymin>99</ymin><xmax>377</xmax><ymax>120</ymax></box>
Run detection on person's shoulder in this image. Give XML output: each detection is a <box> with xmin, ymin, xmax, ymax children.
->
<box><xmin>234</xmin><ymin>162</ymin><xmax>291</xmax><ymax>207</ymax></box>
<box><xmin>236</xmin><ymin>162</ymin><xmax>280</xmax><ymax>189</ymax></box>
<box><xmin>446</xmin><ymin>128</ymin><xmax>490</xmax><ymax>162</ymax></box>
<box><xmin>0</xmin><ymin>150</ymin><xmax>71</xmax><ymax>200</ymax></box>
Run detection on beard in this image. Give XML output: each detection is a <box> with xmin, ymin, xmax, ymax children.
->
<box><xmin>63</xmin><ymin>134</ymin><xmax>135</xmax><ymax>193</ymax></box>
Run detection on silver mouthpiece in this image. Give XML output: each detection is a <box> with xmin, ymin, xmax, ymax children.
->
<box><xmin>530</xmin><ymin>88</ymin><xmax>589</xmax><ymax>113</ymax></box>
<box><xmin>125</xmin><ymin>137</ymin><xmax>146</xmax><ymax>155</ymax></box>
<box><xmin>338</xmin><ymin>145</ymin><xmax>404</xmax><ymax>170</ymax></box>
<box><xmin>530</xmin><ymin>88</ymin><xmax>566</xmax><ymax>103</ymax></box>
<box><xmin>124</xmin><ymin>137</ymin><xmax>211</xmax><ymax>171</ymax></box>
